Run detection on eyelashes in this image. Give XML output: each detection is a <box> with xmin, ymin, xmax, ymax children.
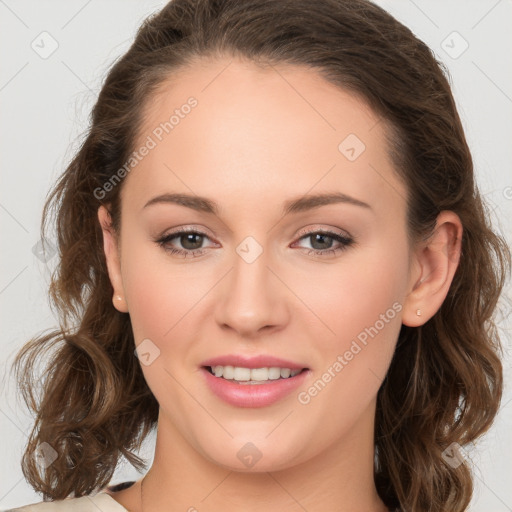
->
<box><xmin>293</xmin><ymin>229</ymin><xmax>355</xmax><ymax>257</ymax></box>
<box><xmin>156</xmin><ymin>229</ymin><xmax>215</xmax><ymax>258</ymax></box>
<box><xmin>155</xmin><ymin>227</ymin><xmax>355</xmax><ymax>259</ymax></box>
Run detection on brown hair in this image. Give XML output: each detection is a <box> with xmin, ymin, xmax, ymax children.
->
<box><xmin>11</xmin><ymin>0</ymin><xmax>510</xmax><ymax>510</ymax></box>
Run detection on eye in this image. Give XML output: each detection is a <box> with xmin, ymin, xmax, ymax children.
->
<box><xmin>155</xmin><ymin>227</ymin><xmax>355</xmax><ymax>259</ymax></box>
<box><xmin>155</xmin><ymin>228</ymin><xmax>216</xmax><ymax>258</ymax></box>
<box><xmin>292</xmin><ymin>229</ymin><xmax>355</xmax><ymax>257</ymax></box>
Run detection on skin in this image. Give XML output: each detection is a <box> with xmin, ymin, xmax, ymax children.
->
<box><xmin>98</xmin><ymin>56</ymin><xmax>462</xmax><ymax>512</ymax></box>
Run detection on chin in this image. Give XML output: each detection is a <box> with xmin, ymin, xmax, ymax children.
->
<box><xmin>197</xmin><ymin>435</ymin><xmax>307</xmax><ymax>473</ymax></box>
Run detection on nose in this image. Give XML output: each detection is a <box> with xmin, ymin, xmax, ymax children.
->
<box><xmin>214</xmin><ymin>244</ymin><xmax>289</xmax><ymax>338</ymax></box>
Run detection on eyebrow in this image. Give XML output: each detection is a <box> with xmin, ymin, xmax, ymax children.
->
<box><xmin>142</xmin><ymin>191</ymin><xmax>372</xmax><ymax>215</ymax></box>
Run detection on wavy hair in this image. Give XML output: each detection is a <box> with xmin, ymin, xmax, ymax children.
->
<box><xmin>11</xmin><ymin>0</ymin><xmax>510</xmax><ymax>510</ymax></box>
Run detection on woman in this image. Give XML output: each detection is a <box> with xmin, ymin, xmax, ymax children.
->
<box><xmin>8</xmin><ymin>0</ymin><xmax>510</xmax><ymax>511</ymax></box>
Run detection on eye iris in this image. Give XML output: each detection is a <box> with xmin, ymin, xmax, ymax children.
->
<box><xmin>181</xmin><ymin>233</ymin><xmax>203</xmax><ymax>250</ymax></box>
<box><xmin>310</xmin><ymin>233</ymin><xmax>332</xmax><ymax>250</ymax></box>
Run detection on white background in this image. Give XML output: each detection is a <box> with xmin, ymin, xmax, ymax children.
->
<box><xmin>1</xmin><ymin>0</ymin><xmax>511</xmax><ymax>510</ymax></box>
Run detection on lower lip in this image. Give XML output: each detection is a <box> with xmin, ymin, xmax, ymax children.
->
<box><xmin>201</xmin><ymin>367</ymin><xmax>310</xmax><ymax>408</ymax></box>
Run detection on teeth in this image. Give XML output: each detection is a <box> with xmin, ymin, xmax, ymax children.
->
<box><xmin>210</xmin><ymin>365</ymin><xmax>302</xmax><ymax>382</ymax></box>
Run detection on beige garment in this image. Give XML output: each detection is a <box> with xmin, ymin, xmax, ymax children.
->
<box><xmin>3</xmin><ymin>492</ymin><xmax>128</xmax><ymax>512</ymax></box>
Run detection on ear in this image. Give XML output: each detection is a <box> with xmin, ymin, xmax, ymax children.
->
<box><xmin>98</xmin><ymin>205</ymin><xmax>128</xmax><ymax>313</ymax></box>
<box><xmin>402</xmin><ymin>210</ymin><xmax>462</xmax><ymax>327</ymax></box>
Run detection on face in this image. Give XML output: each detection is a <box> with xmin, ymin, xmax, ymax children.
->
<box><xmin>100</xmin><ymin>56</ymin><xmax>418</xmax><ymax>472</ymax></box>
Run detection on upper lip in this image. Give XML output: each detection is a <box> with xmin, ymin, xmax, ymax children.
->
<box><xmin>201</xmin><ymin>354</ymin><xmax>308</xmax><ymax>370</ymax></box>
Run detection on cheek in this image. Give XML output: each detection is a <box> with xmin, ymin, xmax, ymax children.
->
<box><xmin>119</xmin><ymin>242</ymin><xmax>208</xmax><ymax>400</ymax></box>
<box><xmin>292</xmin><ymin>248</ymin><xmax>407</xmax><ymax>436</ymax></box>
<box><xmin>302</xmin><ymin>245</ymin><xmax>407</xmax><ymax>339</ymax></box>
<box><xmin>119</xmin><ymin>239</ymin><xmax>194</xmax><ymax>343</ymax></box>
<box><xmin>295</xmin><ymin>237</ymin><xmax>409</xmax><ymax>399</ymax></box>
<box><xmin>119</xmin><ymin>237</ymin><xmax>223</xmax><ymax>368</ymax></box>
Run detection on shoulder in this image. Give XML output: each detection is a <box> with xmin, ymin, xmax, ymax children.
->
<box><xmin>3</xmin><ymin>491</ymin><xmax>128</xmax><ymax>512</ymax></box>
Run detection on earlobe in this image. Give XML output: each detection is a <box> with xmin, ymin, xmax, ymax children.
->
<box><xmin>402</xmin><ymin>211</ymin><xmax>462</xmax><ymax>327</ymax></box>
<box><xmin>97</xmin><ymin>205</ymin><xmax>128</xmax><ymax>313</ymax></box>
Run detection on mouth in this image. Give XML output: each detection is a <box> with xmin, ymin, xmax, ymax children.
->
<box><xmin>203</xmin><ymin>365</ymin><xmax>309</xmax><ymax>385</ymax></box>
<box><xmin>200</xmin><ymin>364</ymin><xmax>311</xmax><ymax>407</ymax></box>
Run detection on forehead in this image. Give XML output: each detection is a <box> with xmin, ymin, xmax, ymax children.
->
<box><xmin>122</xmin><ymin>56</ymin><xmax>406</xmax><ymax>217</ymax></box>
